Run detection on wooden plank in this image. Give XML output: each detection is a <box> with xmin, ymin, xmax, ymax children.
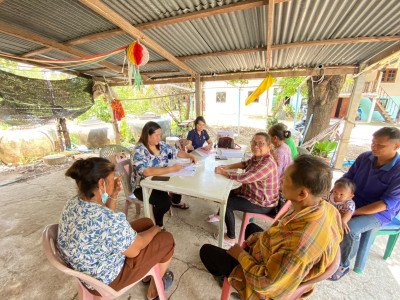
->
<box><xmin>272</xmin><ymin>35</ymin><xmax>400</xmax><ymax>50</ymax></box>
<box><xmin>106</xmin><ymin>66</ymin><xmax>358</xmax><ymax>85</ymax></box>
<box><xmin>266</xmin><ymin>0</ymin><xmax>274</xmax><ymax>71</ymax></box>
<box><xmin>0</xmin><ymin>21</ymin><xmax>127</xmax><ymax>75</ymax></box>
<box><xmin>79</xmin><ymin>0</ymin><xmax>196</xmax><ymax>77</ymax></box>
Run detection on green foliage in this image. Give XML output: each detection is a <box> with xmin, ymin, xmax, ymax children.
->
<box><xmin>0</xmin><ymin>122</ymin><xmax>10</xmax><ymax>130</ymax></box>
<box><xmin>76</xmin><ymin>96</ymin><xmax>111</xmax><ymax>123</ymax></box>
<box><xmin>120</xmin><ymin>118</ymin><xmax>135</xmax><ymax>146</ymax></box>
<box><xmin>226</xmin><ymin>79</ymin><xmax>249</xmax><ymax>87</ymax></box>
<box><xmin>266</xmin><ymin>115</ymin><xmax>279</xmax><ymax>127</ymax></box>
<box><xmin>69</xmin><ymin>133</ymin><xmax>81</xmax><ymax>145</ymax></box>
<box><xmin>275</xmin><ymin>77</ymin><xmax>308</xmax><ymax>104</ymax></box>
<box><xmin>283</xmin><ymin>105</ymin><xmax>295</xmax><ymax>118</ymax></box>
<box><xmin>311</xmin><ymin>140</ymin><xmax>338</xmax><ymax>158</ymax></box>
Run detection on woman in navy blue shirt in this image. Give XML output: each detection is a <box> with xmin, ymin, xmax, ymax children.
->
<box><xmin>186</xmin><ymin>116</ymin><xmax>213</xmax><ymax>152</ymax></box>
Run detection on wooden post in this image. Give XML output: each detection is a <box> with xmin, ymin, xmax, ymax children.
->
<box><xmin>55</xmin><ymin>118</ymin><xmax>64</xmax><ymax>152</ymax></box>
<box><xmin>334</xmin><ymin>65</ymin><xmax>366</xmax><ymax>169</ymax></box>
<box><xmin>195</xmin><ymin>74</ymin><xmax>202</xmax><ymax>117</ymax></box>
<box><xmin>59</xmin><ymin>118</ymin><xmax>71</xmax><ymax>149</ymax></box>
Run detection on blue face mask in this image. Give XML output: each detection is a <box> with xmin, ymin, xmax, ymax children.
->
<box><xmin>100</xmin><ymin>181</ymin><xmax>108</xmax><ymax>204</ymax></box>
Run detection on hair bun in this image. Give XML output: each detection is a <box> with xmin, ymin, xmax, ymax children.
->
<box><xmin>284</xmin><ymin>130</ymin><xmax>291</xmax><ymax>139</ymax></box>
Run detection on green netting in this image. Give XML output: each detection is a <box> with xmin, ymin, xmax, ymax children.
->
<box><xmin>0</xmin><ymin>70</ymin><xmax>94</xmax><ymax>125</ymax></box>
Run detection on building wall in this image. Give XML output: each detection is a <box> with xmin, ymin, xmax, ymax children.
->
<box><xmin>203</xmin><ymin>80</ymin><xmax>273</xmax><ymax>118</ymax></box>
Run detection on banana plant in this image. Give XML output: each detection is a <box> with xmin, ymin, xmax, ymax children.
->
<box><xmin>311</xmin><ymin>140</ymin><xmax>338</xmax><ymax>158</ymax></box>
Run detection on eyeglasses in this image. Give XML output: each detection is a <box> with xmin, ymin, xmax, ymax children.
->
<box><xmin>250</xmin><ymin>141</ymin><xmax>266</xmax><ymax>147</ymax></box>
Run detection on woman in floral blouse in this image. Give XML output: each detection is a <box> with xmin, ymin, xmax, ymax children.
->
<box><xmin>132</xmin><ymin>121</ymin><xmax>197</xmax><ymax>227</ymax></box>
<box><xmin>58</xmin><ymin>157</ymin><xmax>175</xmax><ymax>299</ymax></box>
<box><xmin>268</xmin><ymin>123</ymin><xmax>293</xmax><ymax>179</ymax></box>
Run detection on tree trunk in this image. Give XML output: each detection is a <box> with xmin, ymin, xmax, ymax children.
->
<box><xmin>304</xmin><ymin>75</ymin><xmax>346</xmax><ymax>142</ymax></box>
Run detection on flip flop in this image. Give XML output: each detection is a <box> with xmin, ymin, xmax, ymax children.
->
<box><xmin>327</xmin><ymin>267</ymin><xmax>349</xmax><ymax>281</ymax></box>
<box><xmin>162</xmin><ymin>270</ymin><xmax>174</xmax><ymax>291</ymax></box>
<box><xmin>206</xmin><ymin>214</ymin><xmax>220</xmax><ymax>223</ymax></box>
<box><xmin>171</xmin><ymin>202</ymin><xmax>190</xmax><ymax>210</ymax></box>
<box><xmin>213</xmin><ymin>232</ymin><xmax>235</xmax><ymax>247</ymax></box>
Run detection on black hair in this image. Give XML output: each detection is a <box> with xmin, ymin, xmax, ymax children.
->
<box><xmin>334</xmin><ymin>178</ymin><xmax>356</xmax><ymax>194</ymax></box>
<box><xmin>268</xmin><ymin>123</ymin><xmax>291</xmax><ymax>141</ymax></box>
<box><xmin>373</xmin><ymin>127</ymin><xmax>400</xmax><ymax>142</ymax></box>
<box><xmin>194</xmin><ymin>116</ymin><xmax>206</xmax><ymax>126</ymax></box>
<box><xmin>66</xmin><ymin>157</ymin><xmax>115</xmax><ymax>200</ymax></box>
<box><xmin>253</xmin><ymin>132</ymin><xmax>272</xmax><ymax>145</ymax></box>
<box><xmin>290</xmin><ymin>155</ymin><xmax>332</xmax><ymax>197</ymax></box>
<box><xmin>138</xmin><ymin>121</ymin><xmax>162</xmax><ymax>154</ymax></box>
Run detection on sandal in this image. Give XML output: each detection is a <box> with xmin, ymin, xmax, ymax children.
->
<box><xmin>327</xmin><ymin>267</ymin><xmax>349</xmax><ymax>281</ymax></box>
<box><xmin>171</xmin><ymin>202</ymin><xmax>190</xmax><ymax>210</ymax></box>
<box><xmin>206</xmin><ymin>214</ymin><xmax>220</xmax><ymax>223</ymax></box>
<box><xmin>213</xmin><ymin>232</ymin><xmax>235</xmax><ymax>247</ymax></box>
<box><xmin>162</xmin><ymin>270</ymin><xmax>174</xmax><ymax>291</ymax></box>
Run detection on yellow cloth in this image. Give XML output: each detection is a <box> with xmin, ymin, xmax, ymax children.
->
<box><xmin>245</xmin><ymin>75</ymin><xmax>275</xmax><ymax>106</ymax></box>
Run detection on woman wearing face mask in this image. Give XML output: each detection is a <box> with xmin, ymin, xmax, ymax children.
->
<box><xmin>58</xmin><ymin>157</ymin><xmax>175</xmax><ymax>300</ymax></box>
<box><xmin>132</xmin><ymin>121</ymin><xmax>197</xmax><ymax>228</ymax></box>
<box><xmin>186</xmin><ymin>116</ymin><xmax>213</xmax><ymax>152</ymax></box>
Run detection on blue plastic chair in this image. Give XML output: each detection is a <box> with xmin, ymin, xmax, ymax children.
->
<box><xmin>354</xmin><ymin>212</ymin><xmax>400</xmax><ymax>274</ymax></box>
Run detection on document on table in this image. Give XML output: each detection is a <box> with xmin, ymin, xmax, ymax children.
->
<box><xmin>195</xmin><ymin>148</ymin><xmax>216</xmax><ymax>157</ymax></box>
<box><xmin>220</xmin><ymin>149</ymin><xmax>244</xmax><ymax>159</ymax></box>
<box><xmin>165</xmin><ymin>162</ymin><xmax>196</xmax><ymax>176</ymax></box>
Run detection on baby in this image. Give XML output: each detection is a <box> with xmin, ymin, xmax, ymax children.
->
<box><xmin>323</xmin><ymin>178</ymin><xmax>356</xmax><ymax>234</ymax></box>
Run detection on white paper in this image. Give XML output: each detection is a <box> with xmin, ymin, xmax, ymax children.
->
<box><xmin>220</xmin><ymin>149</ymin><xmax>244</xmax><ymax>158</ymax></box>
<box><xmin>195</xmin><ymin>148</ymin><xmax>216</xmax><ymax>157</ymax></box>
<box><xmin>165</xmin><ymin>163</ymin><xmax>196</xmax><ymax>176</ymax></box>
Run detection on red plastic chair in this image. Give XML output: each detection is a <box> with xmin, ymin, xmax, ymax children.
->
<box><xmin>220</xmin><ymin>248</ymin><xmax>341</xmax><ymax>300</ymax></box>
<box><xmin>42</xmin><ymin>224</ymin><xmax>166</xmax><ymax>300</ymax></box>
<box><xmin>238</xmin><ymin>200</ymin><xmax>292</xmax><ymax>246</ymax></box>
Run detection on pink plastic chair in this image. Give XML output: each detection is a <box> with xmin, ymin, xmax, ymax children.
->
<box><xmin>220</xmin><ymin>248</ymin><xmax>341</xmax><ymax>300</ymax></box>
<box><xmin>42</xmin><ymin>224</ymin><xmax>166</xmax><ymax>300</ymax></box>
<box><xmin>238</xmin><ymin>200</ymin><xmax>292</xmax><ymax>245</ymax></box>
<box><xmin>115</xmin><ymin>157</ymin><xmax>145</xmax><ymax>217</ymax></box>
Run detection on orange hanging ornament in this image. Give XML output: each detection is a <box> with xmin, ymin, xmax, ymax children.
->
<box><xmin>111</xmin><ymin>99</ymin><xmax>125</xmax><ymax>121</ymax></box>
<box><xmin>126</xmin><ymin>41</ymin><xmax>149</xmax><ymax>90</ymax></box>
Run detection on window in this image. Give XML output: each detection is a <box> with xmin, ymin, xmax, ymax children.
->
<box><xmin>248</xmin><ymin>91</ymin><xmax>259</xmax><ymax>103</ymax></box>
<box><xmin>216</xmin><ymin>92</ymin><xmax>226</xmax><ymax>103</ymax></box>
<box><xmin>381</xmin><ymin>69</ymin><xmax>397</xmax><ymax>83</ymax></box>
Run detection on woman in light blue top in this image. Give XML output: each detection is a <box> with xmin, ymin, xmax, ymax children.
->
<box><xmin>58</xmin><ymin>157</ymin><xmax>175</xmax><ymax>299</ymax></box>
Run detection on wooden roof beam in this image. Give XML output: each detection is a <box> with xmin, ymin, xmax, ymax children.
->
<box><xmin>266</xmin><ymin>0</ymin><xmax>274</xmax><ymax>71</ymax></box>
<box><xmin>22</xmin><ymin>0</ymin><xmax>291</xmax><ymax>58</ymax></box>
<box><xmin>144</xmin><ymin>35</ymin><xmax>400</xmax><ymax>66</ymax></box>
<box><xmin>79</xmin><ymin>0</ymin><xmax>196</xmax><ymax>77</ymax></box>
<box><xmin>107</xmin><ymin>66</ymin><xmax>357</xmax><ymax>85</ymax></box>
<box><xmin>0</xmin><ymin>21</ymin><xmax>133</xmax><ymax>78</ymax></box>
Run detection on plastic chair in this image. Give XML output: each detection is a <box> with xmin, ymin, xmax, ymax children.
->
<box><xmin>100</xmin><ymin>144</ymin><xmax>131</xmax><ymax>164</ymax></box>
<box><xmin>238</xmin><ymin>201</ymin><xmax>292</xmax><ymax>246</ymax></box>
<box><xmin>42</xmin><ymin>224</ymin><xmax>166</xmax><ymax>300</ymax></box>
<box><xmin>220</xmin><ymin>248</ymin><xmax>340</xmax><ymax>300</ymax></box>
<box><xmin>354</xmin><ymin>212</ymin><xmax>400</xmax><ymax>274</ymax></box>
<box><xmin>115</xmin><ymin>158</ymin><xmax>144</xmax><ymax>217</ymax></box>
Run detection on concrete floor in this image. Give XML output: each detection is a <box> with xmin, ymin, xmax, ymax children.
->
<box><xmin>1</xmin><ymin>166</ymin><xmax>400</xmax><ymax>300</ymax></box>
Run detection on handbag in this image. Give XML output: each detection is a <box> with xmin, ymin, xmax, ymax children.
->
<box><xmin>217</xmin><ymin>137</ymin><xmax>241</xmax><ymax>149</ymax></box>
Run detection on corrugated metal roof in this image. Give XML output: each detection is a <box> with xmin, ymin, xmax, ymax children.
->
<box><xmin>0</xmin><ymin>0</ymin><xmax>399</xmax><ymax>81</ymax></box>
<box><xmin>0</xmin><ymin>0</ymin><xmax>116</xmax><ymax>43</ymax></box>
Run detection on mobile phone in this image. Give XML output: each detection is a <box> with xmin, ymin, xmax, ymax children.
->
<box><xmin>215</xmin><ymin>155</ymin><xmax>227</xmax><ymax>160</ymax></box>
<box><xmin>151</xmin><ymin>176</ymin><xmax>170</xmax><ymax>181</ymax></box>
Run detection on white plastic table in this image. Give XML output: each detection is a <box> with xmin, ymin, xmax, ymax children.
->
<box><xmin>140</xmin><ymin>153</ymin><xmax>241</xmax><ymax>247</ymax></box>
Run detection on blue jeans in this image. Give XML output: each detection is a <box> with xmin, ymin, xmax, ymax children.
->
<box><xmin>340</xmin><ymin>214</ymin><xmax>381</xmax><ymax>268</ymax></box>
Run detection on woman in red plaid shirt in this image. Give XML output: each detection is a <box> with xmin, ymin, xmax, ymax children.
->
<box><xmin>212</xmin><ymin>132</ymin><xmax>280</xmax><ymax>246</ymax></box>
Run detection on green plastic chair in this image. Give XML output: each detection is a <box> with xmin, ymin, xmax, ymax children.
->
<box><xmin>354</xmin><ymin>212</ymin><xmax>400</xmax><ymax>274</ymax></box>
<box><xmin>99</xmin><ymin>144</ymin><xmax>132</xmax><ymax>164</ymax></box>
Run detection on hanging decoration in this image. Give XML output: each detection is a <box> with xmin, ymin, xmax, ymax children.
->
<box><xmin>110</xmin><ymin>99</ymin><xmax>125</xmax><ymax>121</ymax></box>
<box><xmin>125</xmin><ymin>41</ymin><xmax>149</xmax><ymax>90</ymax></box>
<box><xmin>245</xmin><ymin>74</ymin><xmax>275</xmax><ymax>105</ymax></box>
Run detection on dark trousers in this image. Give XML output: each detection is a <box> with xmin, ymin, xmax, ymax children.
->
<box><xmin>200</xmin><ymin>223</ymin><xmax>263</xmax><ymax>278</ymax></box>
<box><xmin>134</xmin><ymin>188</ymin><xmax>181</xmax><ymax>227</ymax></box>
<box><xmin>225</xmin><ymin>192</ymin><xmax>275</xmax><ymax>239</ymax></box>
